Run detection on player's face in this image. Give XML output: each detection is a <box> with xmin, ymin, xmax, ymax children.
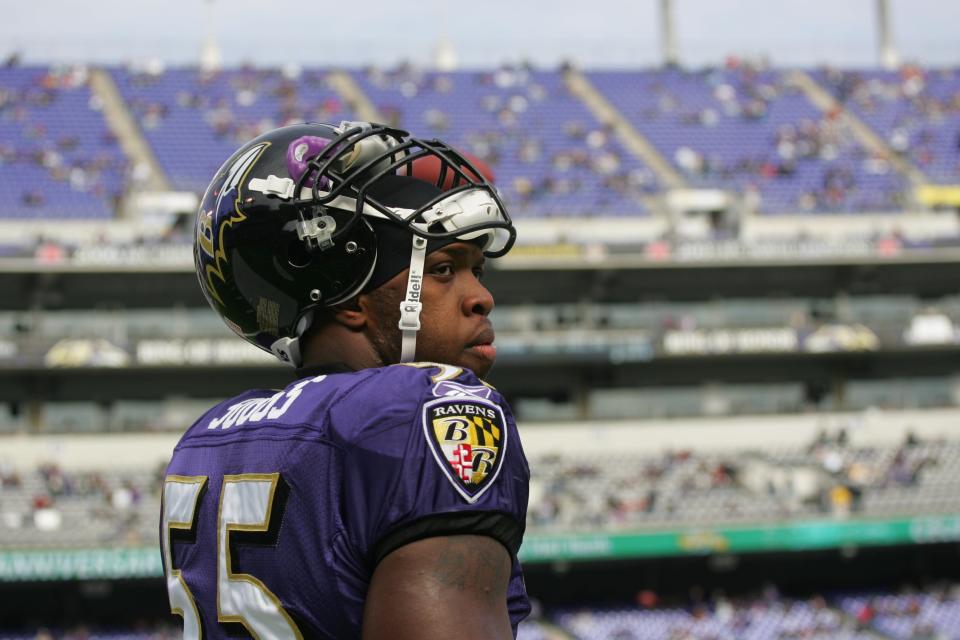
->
<box><xmin>364</xmin><ymin>242</ymin><xmax>497</xmax><ymax>377</ymax></box>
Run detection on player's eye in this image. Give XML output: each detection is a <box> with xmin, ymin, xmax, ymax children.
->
<box><xmin>431</xmin><ymin>263</ymin><xmax>455</xmax><ymax>277</ymax></box>
<box><xmin>473</xmin><ymin>265</ymin><xmax>485</xmax><ymax>281</ymax></box>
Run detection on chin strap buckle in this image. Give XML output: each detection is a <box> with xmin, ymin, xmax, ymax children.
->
<box><xmin>398</xmin><ymin>301</ymin><xmax>422</xmax><ymax>331</ymax></box>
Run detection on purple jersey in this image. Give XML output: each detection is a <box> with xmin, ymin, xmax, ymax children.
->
<box><xmin>161</xmin><ymin>363</ymin><xmax>530</xmax><ymax>639</ymax></box>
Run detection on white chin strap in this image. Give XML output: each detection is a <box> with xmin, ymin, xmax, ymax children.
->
<box><xmin>398</xmin><ymin>234</ymin><xmax>428</xmax><ymax>362</ymax></box>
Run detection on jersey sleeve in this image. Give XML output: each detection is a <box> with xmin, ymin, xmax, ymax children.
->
<box><xmin>331</xmin><ymin>365</ymin><xmax>529</xmax><ymax>568</ymax></box>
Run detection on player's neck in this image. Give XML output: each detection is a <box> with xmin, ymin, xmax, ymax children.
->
<box><xmin>300</xmin><ymin>322</ymin><xmax>385</xmax><ymax>372</ymax></box>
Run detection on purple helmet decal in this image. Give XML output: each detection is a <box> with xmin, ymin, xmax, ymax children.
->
<box><xmin>286</xmin><ymin>135</ymin><xmax>334</xmax><ymax>189</ymax></box>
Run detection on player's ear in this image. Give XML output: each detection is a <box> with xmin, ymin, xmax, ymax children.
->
<box><xmin>330</xmin><ymin>295</ymin><xmax>370</xmax><ymax>330</ymax></box>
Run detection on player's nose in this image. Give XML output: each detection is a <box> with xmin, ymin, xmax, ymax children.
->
<box><xmin>462</xmin><ymin>273</ymin><xmax>494</xmax><ymax>317</ymax></box>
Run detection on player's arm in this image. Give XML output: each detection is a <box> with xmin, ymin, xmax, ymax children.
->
<box><xmin>362</xmin><ymin>534</ymin><xmax>514</xmax><ymax>640</ymax></box>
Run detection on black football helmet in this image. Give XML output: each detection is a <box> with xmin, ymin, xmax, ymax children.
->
<box><xmin>194</xmin><ymin>121</ymin><xmax>515</xmax><ymax>366</ymax></box>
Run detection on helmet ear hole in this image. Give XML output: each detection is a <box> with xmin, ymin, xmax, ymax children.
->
<box><xmin>287</xmin><ymin>240</ymin><xmax>314</xmax><ymax>269</ymax></box>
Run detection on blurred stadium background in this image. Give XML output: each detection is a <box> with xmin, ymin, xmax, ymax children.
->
<box><xmin>2</xmin><ymin>0</ymin><xmax>960</xmax><ymax>638</ymax></box>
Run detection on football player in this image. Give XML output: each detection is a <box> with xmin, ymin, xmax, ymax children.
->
<box><xmin>162</xmin><ymin>122</ymin><xmax>529</xmax><ymax>639</ymax></box>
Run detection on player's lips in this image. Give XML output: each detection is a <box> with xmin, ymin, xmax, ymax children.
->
<box><xmin>466</xmin><ymin>328</ymin><xmax>497</xmax><ymax>361</ymax></box>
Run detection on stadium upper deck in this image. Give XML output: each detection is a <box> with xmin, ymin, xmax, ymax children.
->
<box><xmin>817</xmin><ymin>66</ymin><xmax>960</xmax><ymax>186</ymax></box>
<box><xmin>110</xmin><ymin>66</ymin><xmax>351</xmax><ymax>192</ymax></box>
<box><xmin>589</xmin><ymin>67</ymin><xmax>908</xmax><ymax>213</ymax></box>
<box><xmin>351</xmin><ymin>66</ymin><xmax>656</xmax><ymax>216</ymax></box>
<box><xmin>2</xmin><ymin>62</ymin><xmax>958</xmax><ymax>224</ymax></box>
<box><xmin>0</xmin><ymin>66</ymin><xmax>127</xmax><ymax>219</ymax></box>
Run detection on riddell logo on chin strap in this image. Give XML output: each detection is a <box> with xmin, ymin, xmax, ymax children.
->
<box><xmin>408</xmin><ymin>273</ymin><xmax>421</xmax><ymax>301</ymax></box>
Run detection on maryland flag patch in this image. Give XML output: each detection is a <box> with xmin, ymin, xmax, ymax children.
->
<box><xmin>421</xmin><ymin>397</ymin><xmax>508</xmax><ymax>502</ymax></box>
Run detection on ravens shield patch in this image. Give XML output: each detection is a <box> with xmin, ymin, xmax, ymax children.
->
<box><xmin>421</xmin><ymin>397</ymin><xmax>508</xmax><ymax>502</ymax></box>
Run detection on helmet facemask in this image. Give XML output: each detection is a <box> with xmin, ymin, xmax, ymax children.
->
<box><xmin>291</xmin><ymin>122</ymin><xmax>514</xmax><ymax>256</ymax></box>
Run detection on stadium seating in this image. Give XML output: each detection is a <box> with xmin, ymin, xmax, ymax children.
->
<box><xmin>555</xmin><ymin>598</ymin><xmax>877</xmax><ymax>640</ymax></box>
<box><xmin>817</xmin><ymin>66</ymin><xmax>960</xmax><ymax>185</ymax></box>
<box><xmin>0</xmin><ymin>463</ymin><xmax>161</xmax><ymax>549</ymax></box>
<box><xmin>528</xmin><ymin>438</ymin><xmax>960</xmax><ymax>531</ymax></box>
<box><xmin>351</xmin><ymin>66</ymin><xmax>657</xmax><ymax>217</ymax></box>
<box><xmin>1</xmin><ymin>437</ymin><xmax>956</xmax><ymax>549</ymax></box>
<box><xmin>838</xmin><ymin>590</ymin><xmax>960</xmax><ymax>640</ymax></box>
<box><xmin>4</xmin><ymin>590</ymin><xmax>957</xmax><ymax>639</ymax></box>
<box><xmin>109</xmin><ymin>66</ymin><xmax>353</xmax><ymax>192</ymax></box>
<box><xmin>5</xmin><ymin>63</ymin><xmax>960</xmax><ymax>220</ymax></box>
<box><xmin>0</xmin><ymin>66</ymin><xmax>126</xmax><ymax>219</ymax></box>
<box><xmin>588</xmin><ymin>66</ymin><xmax>909</xmax><ymax>213</ymax></box>
<box><xmin>553</xmin><ymin>588</ymin><xmax>960</xmax><ymax>639</ymax></box>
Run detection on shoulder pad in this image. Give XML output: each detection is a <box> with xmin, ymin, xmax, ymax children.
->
<box><xmin>329</xmin><ymin>363</ymin><xmax>503</xmax><ymax>445</ymax></box>
<box><xmin>392</xmin><ymin>362</ymin><xmax>499</xmax><ymax>401</ymax></box>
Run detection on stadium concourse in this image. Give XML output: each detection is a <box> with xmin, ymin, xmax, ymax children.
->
<box><xmin>2</xmin><ymin>59</ymin><xmax>960</xmax><ymax>639</ymax></box>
